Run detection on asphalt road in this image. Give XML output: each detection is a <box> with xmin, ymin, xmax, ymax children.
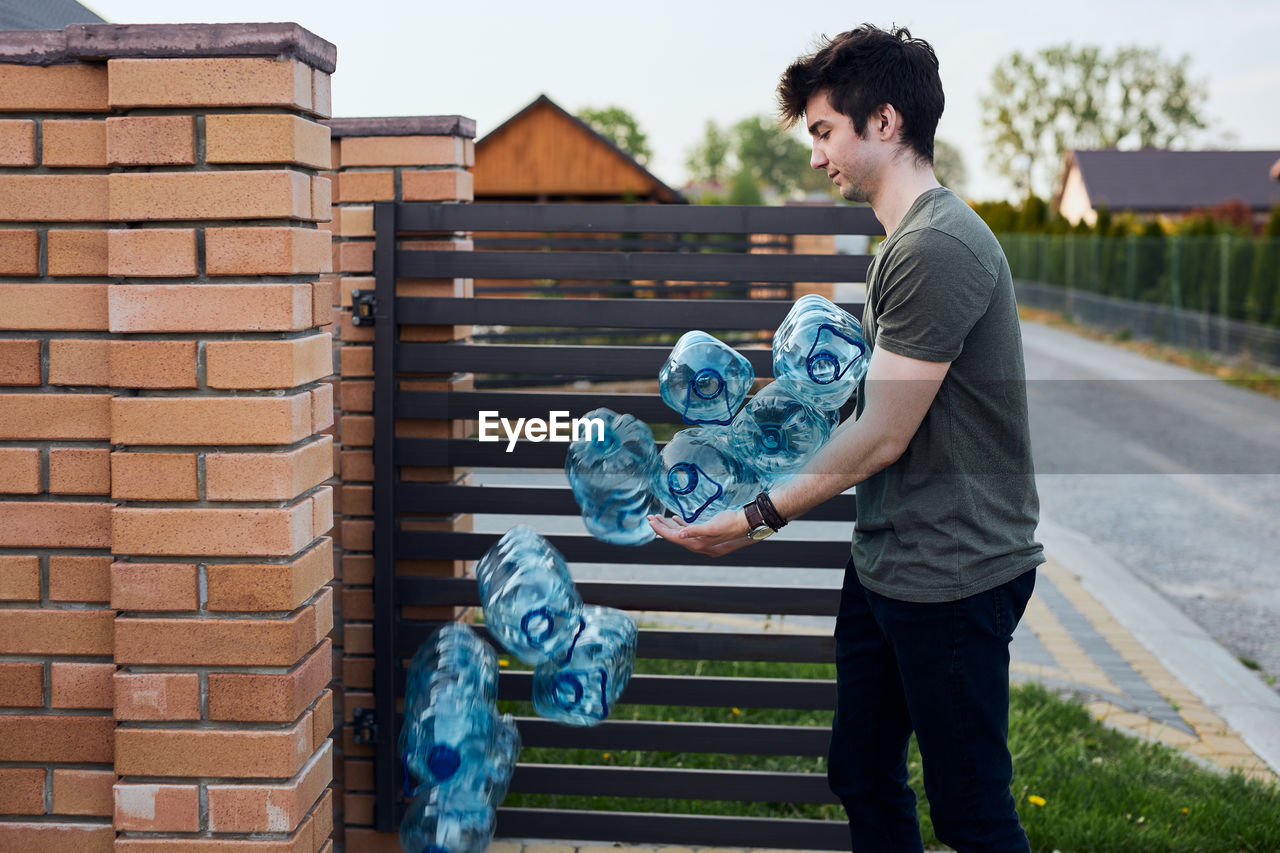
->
<box><xmin>1021</xmin><ymin>321</ymin><xmax>1280</xmax><ymax>690</ymax></box>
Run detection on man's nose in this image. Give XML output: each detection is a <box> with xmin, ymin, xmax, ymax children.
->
<box><xmin>810</xmin><ymin>146</ymin><xmax>827</xmax><ymax>170</ymax></box>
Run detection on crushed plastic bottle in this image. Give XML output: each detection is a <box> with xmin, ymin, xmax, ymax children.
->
<box><xmin>564</xmin><ymin>407</ymin><xmax>660</xmax><ymax>546</ymax></box>
<box><xmin>398</xmin><ymin>679</ymin><xmax>494</xmax><ymax>791</ymax></box>
<box><xmin>729</xmin><ymin>381</ymin><xmax>833</xmax><ymax>487</ymax></box>
<box><xmin>650</xmin><ymin>427</ymin><xmax>760</xmax><ymax>523</ymax></box>
<box><xmin>773</xmin><ymin>294</ymin><xmax>868</xmax><ymax>411</ymax></box>
<box><xmin>532</xmin><ymin>605</ymin><xmax>637</xmax><ymax>727</ymax></box>
<box><xmin>658</xmin><ymin>331</ymin><xmax>754</xmax><ymax>425</ymax></box>
<box><xmin>398</xmin><ymin>787</ymin><xmax>496</xmax><ymax>853</ymax></box>
<box><xmin>405</xmin><ymin>623</ymin><xmax>498</xmax><ymax>706</ymax></box>
<box><xmin>475</xmin><ymin>525</ymin><xmax>583</xmax><ymax>665</ymax></box>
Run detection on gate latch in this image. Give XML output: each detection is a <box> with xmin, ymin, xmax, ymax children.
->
<box><xmin>352</xmin><ymin>707</ymin><xmax>379</xmax><ymax>744</ymax></box>
<box><xmin>351</xmin><ymin>290</ymin><xmax>377</xmax><ymax>326</ymax></box>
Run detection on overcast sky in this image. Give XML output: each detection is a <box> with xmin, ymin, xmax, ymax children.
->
<box><xmin>89</xmin><ymin>0</ymin><xmax>1280</xmax><ymax>200</ymax></box>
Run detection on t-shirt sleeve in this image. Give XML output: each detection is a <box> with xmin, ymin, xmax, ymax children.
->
<box><xmin>871</xmin><ymin>228</ymin><xmax>996</xmax><ymax>363</ymax></box>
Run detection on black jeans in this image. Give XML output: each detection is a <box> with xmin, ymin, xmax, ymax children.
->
<box><xmin>827</xmin><ymin>561</ymin><xmax>1036</xmax><ymax>853</ymax></box>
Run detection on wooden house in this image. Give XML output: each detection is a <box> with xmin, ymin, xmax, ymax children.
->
<box><xmin>474</xmin><ymin>94</ymin><xmax>683</xmax><ymax>203</ymax></box>
<box><xmin>1056</xmin><ymin>149</ymin><xmax>1280</xmax><ymax>228</ymax></box>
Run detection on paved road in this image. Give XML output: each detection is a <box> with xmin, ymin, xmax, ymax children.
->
<box><xmin>1022</xmin><ymin>321</ymin><xmax>1280</xmax><ymax>690</ymax></box>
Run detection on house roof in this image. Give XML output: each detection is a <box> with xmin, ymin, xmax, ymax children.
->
<box><xmin>0</xmin><ymin>0</ymin><xmax>105</xmax><ymax>29</ymax></box>
<box><xmin>1067</xmin><ymin>149</ymin><xmax>1280</xmax><ymax>213</ymax></box>
<box><xmin>475</xmin><ymin>94</ymin><xmax>684</xmax><ymax>203</ymax></box>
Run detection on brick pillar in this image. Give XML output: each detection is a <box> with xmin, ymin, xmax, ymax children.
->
<box><xmin>322</xmin><ymin>116</ymin><xmax>474</xmax><ymax>851</ymax></box>
<box><xmin>0</xmin><ymin>23</ymin><xmax>337</xmax><ymax>853</ymax></box>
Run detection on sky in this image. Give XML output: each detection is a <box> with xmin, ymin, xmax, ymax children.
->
<box><xmin>87</xmin><ymin>0</ymin><xmax>1280</xmax><ymax>201</ymax></box>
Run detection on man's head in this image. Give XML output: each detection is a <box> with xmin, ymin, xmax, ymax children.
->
<box><xmin>777</xmin><ymin>24</ymin><xmax>943</xmax><ymax>167</ymax></box>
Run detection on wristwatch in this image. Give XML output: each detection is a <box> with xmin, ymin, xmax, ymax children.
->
<box><xmin>743</xmin><ymin>491</ymin><xmax>788</xmax><ymax>541</ymax></box>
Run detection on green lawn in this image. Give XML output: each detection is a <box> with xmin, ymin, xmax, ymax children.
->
<box><xmin>499</xmin><ymin>659</ymin><xmax>1280</xmax><ymax>853</ymax></box>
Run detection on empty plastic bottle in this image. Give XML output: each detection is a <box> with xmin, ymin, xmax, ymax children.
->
<box><xmin>398</xmin><ymin>679</ymin><xmax>494</xmax><ymax>790</ymax></box>
<box><xmin>532</xmin><ymin>605</ymin><xmax>637</xmax><ymax>727</ymax></box>
<box><xmin>650</xmin><ymin>427</ymin><xmax>761</xmax><ymax>523</ymax></box>
<box><xmin>564</xmin><ymin>407</ymin><xmax>660</xmax><ymax>546</ymax></box>
<box><xmin>729</xmin><ymin>381</ymin><xmax>834</xmax><ymax>487</ymax></box>
<box><xmin>658</xmin><ymin>331</ymin><xmax>754</xmax><ymax>425</ymax></box>
<box><xmin>399</xmin><ymin>788</ymin><xmax>495</xmax><ymax>853</ymax></box>
<box><xmin>772</xmin><ymin>294</ymin><xmax>868</xmax><ymax>411</ymax></box>
<box><xmin>475</xmin><ymin>525</ymin><xmax>583</xmax><ymax>665</ymax></box>
<box><xmin>444</xmin><ymin>711</ymin><xmax>522</xmax><ymax>810</ymax></box>
<box><xmin>405</xmin><ymin>623</ymin><xmax>498</xmax><ymax>707</ymax></box>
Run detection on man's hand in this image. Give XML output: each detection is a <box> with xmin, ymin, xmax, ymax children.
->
<box><xmin>648</xmin><ymin>509</ymin><xmax>754</xmax><ymax>558</ymax></box>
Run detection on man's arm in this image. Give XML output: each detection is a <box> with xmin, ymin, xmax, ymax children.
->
<box><xmin>648</xmin><ymin>346</ymin><xmax>950</xmax><ymax>555</ymax></box>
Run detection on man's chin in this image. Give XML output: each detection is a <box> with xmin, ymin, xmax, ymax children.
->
<box><xmin>839</xmin><ymin>185</ymin><xmax>867</xmax><ymax>203</ymax></box>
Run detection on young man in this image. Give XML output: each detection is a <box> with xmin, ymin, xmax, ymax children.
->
<box><xmin>648</xmin><ymin>24</ymin><xmax>1043</xmax><ymax>853</ymax></box>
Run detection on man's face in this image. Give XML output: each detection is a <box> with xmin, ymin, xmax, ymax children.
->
<box><xmin>805</xmin><ymin>89</ymin><xmax>880</xmax><ymax>203</ymax></box>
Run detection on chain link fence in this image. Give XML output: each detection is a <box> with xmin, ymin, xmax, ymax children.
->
<box><xmin>998</xmin><ymin>233</ymin><xmax>1280</xmax><ymax>368</ymax></box>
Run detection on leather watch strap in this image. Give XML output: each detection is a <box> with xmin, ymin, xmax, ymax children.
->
<box><xmin>743</xmin><ymin>500</ymin><xmax>765</xmax><ymax>531</ymax></box>
<box><xmin>755</xmin><ymin>491</ymin><xmax>787</xmax><ymax>530</ymax></box>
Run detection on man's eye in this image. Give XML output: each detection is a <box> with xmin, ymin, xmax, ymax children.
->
<box><xmin>820</xmin><ymin>132</ymin><xmax>830</xmax><ymax>140</ymax></box>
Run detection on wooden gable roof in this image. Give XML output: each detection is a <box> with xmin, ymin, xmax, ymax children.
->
<box><xmin>475</xmin><ymin>94</ymin><xmax>683</xmax><ymax>203</ymax></box>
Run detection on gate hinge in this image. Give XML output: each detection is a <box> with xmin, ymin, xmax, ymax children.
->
<box><xmin>352</xmin><ymin>707</ymin><xmax>379</xmax><ymax>744</ymax></box>
<box><xmin>351</xmin><ymin>290</ymin><xmax>377</xmax><ymax>326</ymax></box>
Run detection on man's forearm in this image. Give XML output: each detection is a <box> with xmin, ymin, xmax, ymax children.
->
<box><xmin>769</xmin><ymin>416</ymin><xmax>900</xmax><ymax>523</ymax></box>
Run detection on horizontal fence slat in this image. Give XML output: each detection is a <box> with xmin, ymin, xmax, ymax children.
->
<box><xmin>394</xmin><ymin>200</ymin><xmax>881</xmax><ymax>235</ymax></box>
<box><xmin>473</xmin><ymin>236</ymin><xmax>790</xmax><ymax>252</ymax></box>
<box><xmin>393</xmin><ymin>621</ymin><xmax>834</xmax><ymax>661</ymax></box>
<box><xmin>399</xmin><ymin>389</ymin><xmax>680</xmax><ymax>423</ymax></box>
<box><xmin>389</xmin><ymin>670</ymin><xmax>835</xmax><ymax>709</ymax></box>
<box><xmin>493</xmin><ymin>807</ymin><xmax>849</xmax><ymax>850</ymax></box>
<box><xmin>394</xmin><ymin>579</ymin><xmax>840</xmax><ymax>621</ymax></box>
<box><xmin>398</xmin><ymin>342</ymin><xmax>773</xmax><ymax>377</ymax></box>
<box><xmin>394</xmin><ymin>531</ymin><xmax>852</xmax><ymax>567</ymax></box>
<box><xmin>397</xmin><ymin>249</ymin><xmax>870</xmax><ymax>283</ymax></box>
<box><xmin>395</xmin><ymin>296</ymin><xmax>864</xmax><ymax>329</ymax></box>
<box><xmin>511</xmin><ymin>718</ymin><xmax>832</xmax><ymax>756</ymax></box>
<box><xmin>508</xmin><ymin>764</ymin><xmax>838</xmax><ymax>804</ymax></box>
<box><xmin>495</xmin><ymin>671</ymin><xmax>836</xmax><ymax>710</ymax></box>
<box><xmin>394</xmin><ymin>482</ymin><xmax>857</xmax><ymax>522</ymax></box>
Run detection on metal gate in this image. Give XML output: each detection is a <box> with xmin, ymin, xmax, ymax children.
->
<box><xmin>365</xmin><ymin>201</ymin><xmax>879</xmax><ymax>848</ymax></box>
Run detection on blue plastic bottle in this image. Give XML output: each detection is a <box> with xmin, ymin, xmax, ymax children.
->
<box><xmin>532</xmin><ymin>605</ymin><xmax>637</xmax><ymax>727</ymax></box>
<box><xmin>398</xmin><ymin>679</ymin><xmax>494</xmax><ymax>790</ymax></box>
<box><xmin>658</xmin><ymin>331</ymin><xmax>754</xmax><ymax>425</ymax></box>
<box><xmin>772</xmin><ymin>294</ymin><xmax>868</xmax><ymax>411</ymax></box>
<box><xmin>729</xmin><ymin>381</ymin><xmax>834</xmax><ymax>487</ymax></box>
<box><xmin>564</xmin><ymin>407</ymin><xmax>660</xmax><ymax>546</ymax></box>
<box><xmin>475</xmin><ymin>525</ymin><xmax>583</xmax><ymax>665</ymax></box>
<box><xmin>650</xmin><ymin>427</ymin><xmax>761</xmax><ymax>523</ymax></box>
<box><xmin>445</xmin><ymin>711</ymin><xmax>521</xmax><ymax>810</ymax></box>
<box><xmin>398</xmin><ymin>788</ymin><xmax>495</xmax><ymax>853</ymax></box>
<box><xmin>405</xmin><ymin>623</ymin><xmax>498</xmax><ymax>707</ymax></box>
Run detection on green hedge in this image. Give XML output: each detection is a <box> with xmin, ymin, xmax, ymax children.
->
<box><xmin>997</xmin><ymin>232</ymin><xmax>1280</xmax><ymax>326</ymax></box>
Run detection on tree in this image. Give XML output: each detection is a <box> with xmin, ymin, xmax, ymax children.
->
<box><xmin>933</xmin><ymin>139</ymin><xmax>967</xmax><ymax>196</ymax></box>
<box><xmin>578</xmin><ymin>106</ymin><xmax>653</xmax><ymax>166</ymax></box>
<box><xmin>731</xmin><ymin>115</ymin><xmax>823</xmax><ymax>196</ymax></box>
<box><xmin>685</xmin><ymin>120</ymin><xmax>732</xmax><ymax>185</ymax></box>
<box><xmin>980</xmin><ymin>44</ymin><xmax>1208</xmax><ymax>198</ymax></box>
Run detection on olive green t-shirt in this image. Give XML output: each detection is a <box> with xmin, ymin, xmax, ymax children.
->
<box><xmin>853</xmin><ymin>186</ymin><xmax>1043</xmax><ymax>602</ymax></box>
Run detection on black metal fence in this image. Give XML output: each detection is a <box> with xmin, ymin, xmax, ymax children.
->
<box><xmin>368</xmin><ymin>202</ymin><xmax>879</xmax><ymax>848</ymax></box>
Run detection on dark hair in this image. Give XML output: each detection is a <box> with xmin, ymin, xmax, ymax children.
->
<box><xmin>777</xmin><ymin>24</ymin><xmax>943</xmax><ymax>164</ymax></box>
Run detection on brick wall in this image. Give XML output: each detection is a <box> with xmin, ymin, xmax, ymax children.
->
<box><xmin>0</xmin><ymin>23</ymin><xmax>337</xmax><ymax>852</ymax></box>
<box><xmin>322</xmin><ymin>115</ymin><xmax>475</xmax><ymax>851</ymax></box>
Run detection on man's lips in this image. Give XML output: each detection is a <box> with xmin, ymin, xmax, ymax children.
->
<box><xmin>829</xmin><ymin>171</ymin><xmax>840</xmax><ymax>182</ymax></box>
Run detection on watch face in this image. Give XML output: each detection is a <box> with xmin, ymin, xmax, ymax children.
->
<box><xmin>748</xmin><ymin>525</ymin><xmax>775</xmax><ymax>541</ymax></box>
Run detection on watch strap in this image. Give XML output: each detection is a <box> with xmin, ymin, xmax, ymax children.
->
<box><xmin>756</xmin><ymin>491</ymin><xmax>787</xmax><ymax>530</ymax></box>
<box><xmin>743</xmin><ymin>500</ymin><xmax>765</xmax><ymax>531</ymax></box>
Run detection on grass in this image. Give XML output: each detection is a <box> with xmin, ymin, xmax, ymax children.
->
<box><xmin>499</xmin><ymin>658</ymin><xmax>1280</xmax><ymax>853</ymax></box>
<box><xmin>1018</xmin><ymin>306</ymin><xmax>1280</xmax><ymax>401</ymax></box>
